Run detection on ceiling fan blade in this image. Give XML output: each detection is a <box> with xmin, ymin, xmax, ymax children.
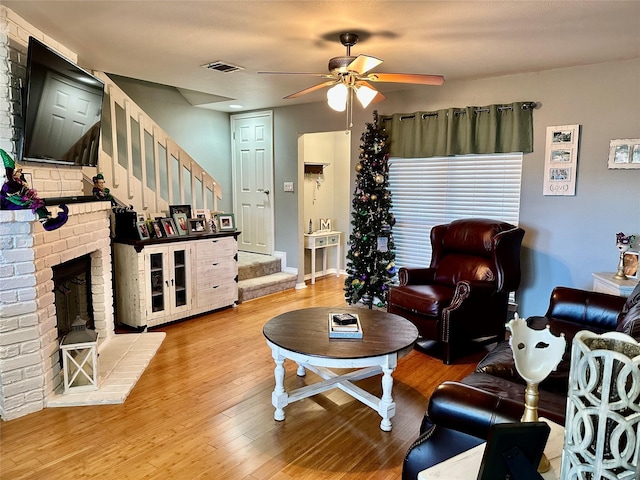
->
<box><xmin>347</xmin><ymin>54</ymin><xmax>383</xmax><ymax>75</ymax></box>
<box><xmin>283</xmin><ymin>80</ymin><xmax>337</xmax><ymax>99</ymax></box>
<box><xmin>365</xmin><ymin>73</ymin><xmax>445</xmax><ymax>85</ymax></box>
<box><xmin>358</xmin><ymin>81</ymin><xmax>386</xmax><ymax>104</ymax></box>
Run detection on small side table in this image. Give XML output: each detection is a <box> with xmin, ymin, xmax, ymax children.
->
<box><xmin>304</xmin><ymin>231</ymin><xmax>341</xmax><ymax>284</ymax></box>
<box><xmin>592</xmin><ymin>272</ymin><xmax>638</xmax><ymax>297</ymax></box>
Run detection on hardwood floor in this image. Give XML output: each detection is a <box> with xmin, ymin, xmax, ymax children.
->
<box><xmin>0</xmin><ymin>276</ymin><xmax>486</xmax><ymax>479</ymax></box>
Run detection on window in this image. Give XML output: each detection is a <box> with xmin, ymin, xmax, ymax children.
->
<box><xmin>388</xmin><ymin>153</ymin><xmax>522</xmax><ymax>268</ymax></box>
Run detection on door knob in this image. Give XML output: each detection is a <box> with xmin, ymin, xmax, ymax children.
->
<box><xmin>258</xmin><ymin>189</ymin><xmax>270</xmax><ymax>195</ymax></box>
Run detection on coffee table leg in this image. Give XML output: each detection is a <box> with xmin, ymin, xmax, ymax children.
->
<box><xmin>271</xmin><ymin>355</ymin><xmax>288</xmax><ymax>421</ymax></box>
<box><xmin>378</xmin><ymin>366</ymin><xmax>396</xmax><ymax>431</ymax></box>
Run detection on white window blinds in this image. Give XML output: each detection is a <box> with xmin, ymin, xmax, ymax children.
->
<box><xmin>388</xmin><ymin>153</ymin><xmax>523</xmax><ymax>269</ymax></box>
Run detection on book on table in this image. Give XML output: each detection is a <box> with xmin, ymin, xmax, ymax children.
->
<box><xmin>328</xmin><ymin>313</ymin><xmax>363</xmax><ymax>339</ymax></box>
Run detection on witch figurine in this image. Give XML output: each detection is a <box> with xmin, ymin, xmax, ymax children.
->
<box><xmin>1</xmin><ymin>149</ymin><xmax>68</xmax><ymax>231</ymax></box>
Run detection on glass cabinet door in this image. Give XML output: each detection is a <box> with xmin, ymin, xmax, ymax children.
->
<box><xmin>149</xmin><ymin>251</ymin><xmax>166</xmax><ymax>314</ymax></box>
<box><xmin>172</xmin><ymin>249</ymin><xmax>187</xmax><ymax>308</ymax></box>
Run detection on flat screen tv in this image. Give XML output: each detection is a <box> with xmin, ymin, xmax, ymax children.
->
<box><xmin>21</xmin><ymin>37</ymin><xmax>105</xmax><ymax>167</ymax></box>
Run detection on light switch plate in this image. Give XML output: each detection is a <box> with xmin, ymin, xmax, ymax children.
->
<box><xmin>284</xmin><ymin>182</ymin><xmax>294</xmax><ymax>192</ymax></box>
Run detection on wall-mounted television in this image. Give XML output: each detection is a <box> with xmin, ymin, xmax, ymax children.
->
<box><xmin>21</xmin><ymin>37</ymin><xmax>105</xmax><ymax>167</ymax></box>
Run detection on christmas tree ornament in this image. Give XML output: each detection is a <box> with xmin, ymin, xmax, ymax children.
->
<box><xmin>374</xmin><ymin>173</ymin><xmax>385</xmax><ymax>184</ymax></box>
<box><xmin>355</xmin><ymin>163</ymin><xmax>363</xmax><ymax>172</ymax></box>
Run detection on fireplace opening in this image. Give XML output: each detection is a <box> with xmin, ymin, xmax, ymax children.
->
<box><xmin>52</xmin><ymin>255</ymin><xmax>94</xmax><ymax>340</ymax></box>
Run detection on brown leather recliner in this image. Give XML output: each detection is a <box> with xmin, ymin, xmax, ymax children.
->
<box><xmin>387</xmin><ymin>218</ymin><xmax>525</xmax><ymax>364</ymax></box>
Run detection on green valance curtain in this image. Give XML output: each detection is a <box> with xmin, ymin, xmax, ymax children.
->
<box><xmin>380</xmin><ymin>101</ymin><xmax>536</xmax><ymax>158</ymax></box>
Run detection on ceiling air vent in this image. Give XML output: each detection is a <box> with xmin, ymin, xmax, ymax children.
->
<box><xmin>201</xmin><ymin>61</ymin><xmax>244</xmax><ymax>73</ymax></box>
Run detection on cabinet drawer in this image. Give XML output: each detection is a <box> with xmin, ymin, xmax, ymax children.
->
<box><xmin>328</xmin><ymin>235</ymin><xmax>339</xmax><ymax>245</ymax></box>
<box><xmin>196</xmin><ymin>283</ymin><xmax>237</xmax><ymax>309</ymax></box>
<box><xmin>197</xmin><ymin>261</ymin><xmax>236</xmax><ymax>286</ymax></box>
<box><xmin>195</xmin><ymin>237</ymin><xmax>237</xmax><ymax>262</ymax></box>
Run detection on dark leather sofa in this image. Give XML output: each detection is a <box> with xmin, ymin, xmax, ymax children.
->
<box><xmin>402</xmin><ymin>284</ymin><xmax>640</xmax><ymax>480</ymax></box>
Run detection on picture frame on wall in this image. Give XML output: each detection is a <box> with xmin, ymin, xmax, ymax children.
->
<box><xmin>173</xmin><ymin>213</ymin><xmax>189</xmax><ymax>236</ymax></box>
<box><xmin>136</xmin><ymin>221</ymin><xmax>151</xmax><ymax>240</ymax></box>
<box><xmin>543</xmin><ymin>124</ymin><xmax>580</xmax><ymax>196</ymax></box>
<box><xmin>161</xmin><ymin>218</ymin><xmax>178</xmax><ymax>237</ymax></box>
<box><xmin>607</xmin><ymin>139</ymin><xmax>640</xmax><ymax>169</ymax></box>
<box><xmin>623</xmin><ymin>251</ymin><xmax>639</xmax><ymax>279</ymax></box>
<box><xmin>169</xmin><ymin>204</ymin><xmax>192</xmax><ymax>220</ymax></box>
<box><xmin>188</xmin><ymin>218</ymin><xmax>209</xmax><ymax>234</ymax></box>
<box><xmin>215</xmin><ymin>213</ymin><xmax>236</xmax><ymax>232</ymax></box>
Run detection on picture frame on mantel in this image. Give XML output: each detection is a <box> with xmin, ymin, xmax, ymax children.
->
<box><xmin>543</xmin><ymin>124</ymin><xmax>580</xmax><ymax>196</ymax></box>
<box><xmin>607</xmin><ymin>139</ymin><xmax>640</xmax><ymax>169</ymax></box>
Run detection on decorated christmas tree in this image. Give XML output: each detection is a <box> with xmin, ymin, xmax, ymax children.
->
<box><xmin>344</xmin><ymin>111</ymin><xmax>397</xmax><ymax>308</ymax></box>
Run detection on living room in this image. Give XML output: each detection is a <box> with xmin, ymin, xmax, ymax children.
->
<box><xmin>0</xmin><ymin>2</ymin><xmax>639</xmax><ymax>478</ymax></box>
<box><xmin>1</xmin><ymin>3</ymin><xmax>638</xmax><ymax>316</ymax></box>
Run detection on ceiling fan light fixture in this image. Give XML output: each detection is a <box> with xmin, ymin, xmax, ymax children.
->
<box><xmin>355</xmin><ymin>84</ymin><xmax>378</xmax><ymax>109</ymax></box>
<box><xmin>327</xmin><ymin>83</ymin><xmax>348</xmax><ymax>112</ymax></box>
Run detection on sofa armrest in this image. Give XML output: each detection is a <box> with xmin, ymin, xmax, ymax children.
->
<box><xmin>398</xmin><ymin>267</ymin><xmax>436</xmax><ymax>286</ymax></box>
<box><xmin>402</xmin><ymin>382</ymin><xmax>524</xmax><ymax>480</ymax></box>
<box><xmin>546</xmin><ymin>286</ymin><xmax>626</xmax><ymax>331</ymax></box>
<box><xmin>426</xmin><ymin>381</ymin><xmax>523</xmax><ymax>438</ymax></box>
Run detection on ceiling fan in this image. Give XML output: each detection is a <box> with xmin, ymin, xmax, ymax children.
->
<box><xmin>259</xmin><ymin>33</ymin><xmax>444</xmax><ymax>116</ymax></box>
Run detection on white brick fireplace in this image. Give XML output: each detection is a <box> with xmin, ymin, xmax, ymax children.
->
<box><xmin>0</xmin><ymin>202</ymin><xmax>115</xmax><ymax>419</ymax></box>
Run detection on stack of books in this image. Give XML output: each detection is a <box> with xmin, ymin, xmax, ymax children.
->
<box><xmin>328</xmin><ymin>313</ymin><xmax>363</xmax><ymax>339</ymax></box>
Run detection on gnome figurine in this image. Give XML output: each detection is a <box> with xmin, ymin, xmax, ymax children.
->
<box><xmin>1</xmin><ymin>149</ymin><xmax>68</xmax><ymax>231</ymax></box>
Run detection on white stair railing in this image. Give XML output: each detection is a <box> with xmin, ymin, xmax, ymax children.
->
<box><xmin>93</xmin><ymin>72</ymin><xmax>222</xmax><ymax>217</ymax></box>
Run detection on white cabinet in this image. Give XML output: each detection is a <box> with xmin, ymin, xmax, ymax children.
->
<box><xmin>114</xmin><ymin>233</ymin><xmax>238</xmax><ymax>328</ymax></box>
<box><xmin>592</xmin><ymin>272</ymin><xmax>639</xmax><ymax>297</ymax></box>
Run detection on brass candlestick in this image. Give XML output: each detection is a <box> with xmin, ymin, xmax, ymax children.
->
<box><xmin>613</xmin><ymin>250</ymin><xmax>628</xmax><ymax>280</ymax></box>
<box><xmin>521</xmin><ymin>381</ymin><xmax>551</xmax><ymax>473</ymax></box>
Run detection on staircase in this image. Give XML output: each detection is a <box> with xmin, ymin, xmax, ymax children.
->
<box><xmin>237</xmin><ymin>252</ymin><xmax>297</xmax><ymax>303</ymax></box>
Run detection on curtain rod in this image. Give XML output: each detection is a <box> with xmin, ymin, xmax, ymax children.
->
<box><xmin>381</xmin><ymin>102</ymin><xmax>538</xmax><ymax>122</ymax></box>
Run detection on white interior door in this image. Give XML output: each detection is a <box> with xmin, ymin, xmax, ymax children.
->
<box><xmin>231</xmin><ymin>111</ymin><xmax>274</xmax><ymax>254</ymax></box>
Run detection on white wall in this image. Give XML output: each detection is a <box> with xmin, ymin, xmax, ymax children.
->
<box><xmin>300</xmin><ymin>131</ymin><xmax>351</xmax><ymax>281</ymax></box>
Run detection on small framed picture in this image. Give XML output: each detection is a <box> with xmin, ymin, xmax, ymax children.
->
<box><xmin>160</xmin><ymin>218</ymin><xmax>178</xmax><ymax>237</ymax></box>
<box><xmin>151</xmin><ymin>220</ymin><xmax>164</xmax><ymax>238</ymax></box>
<box><xmin>215</xmin><ymin>213</ymin><xmax>236</xmax><ymax>232</ymax></box>
<box><xmin>188</xmin><ymin>218</ymin><xmax>209</xmax><ymax>234</ymax></box>
<box><xmin>623</xmin><ymin>251</ymin><xmax>639</xmax><ymax>279</ymax></box>
<box><xmin>169</xmin><ymin>204</ymin><xmax>192</xmax><ymax>220</ymax></box>
<box><xmin>608</xmin><ymin>139</ymin><xmax>640</xmax><ymax>169</ymax></box>
<box><xmin>136</xmin><ymin>221</ymin><xmax>151</xmax><ymax>240</ymax></box>
<box><xmin>173</xmin><ymin>213</ymin><xmax>189</xmax><ymax>236</ymax></box>
<box><xmin>194</xmin><ymin>208</ymin><xmax>210</xmax><ymax>220</ymax></box>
